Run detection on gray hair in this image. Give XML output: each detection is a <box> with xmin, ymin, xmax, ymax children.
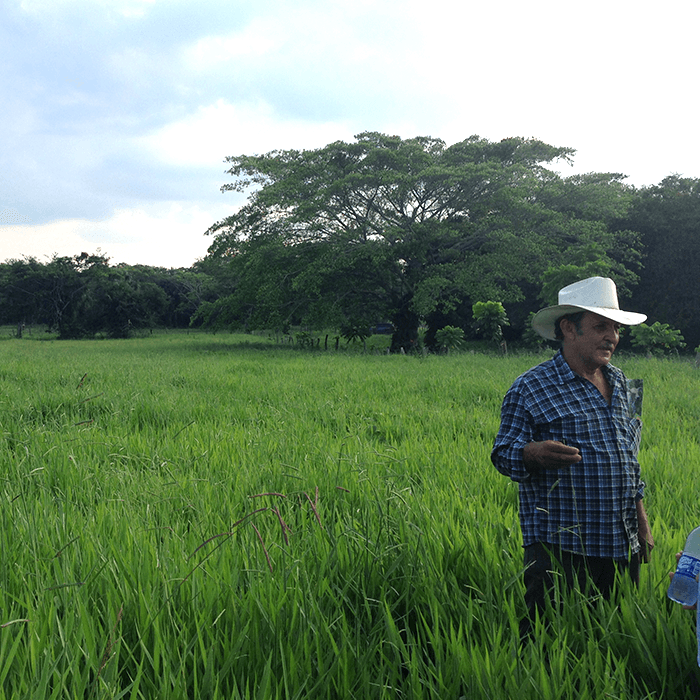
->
<box><xmin>554</xmin><ymin>311</ymin><xmax>586</xmax><ymax>341</ymax></box>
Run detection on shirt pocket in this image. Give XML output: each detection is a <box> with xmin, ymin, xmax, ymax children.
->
<box><xmin>538</xmin><ymin>411</ymin><xmax>600</xmax><ymax>454</ymax></box>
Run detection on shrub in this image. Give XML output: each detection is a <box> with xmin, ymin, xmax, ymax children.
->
<box><xmin>521</xmin><ymin>312</ymin><xmax>548</xmax><ymax>350</ymax></box>
<box><xmin>629</xmin><ymin>321</ymin><xmax>686</xmax><ymax>356</ymax></box>
<box><xmin>472</xmin><ymin>301</ymin><xmax>509</xmax><ymax>346</ymax></box>
<box><xmin>434</xmin><ymin>325</ymin><xmax>464</xmax><ymax>353</ymax></box>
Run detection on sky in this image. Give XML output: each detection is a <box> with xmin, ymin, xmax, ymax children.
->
<box><xmin>1</xmin><ymin>0</ymin><xmax>698</xmax><ymax>269</ymax></box>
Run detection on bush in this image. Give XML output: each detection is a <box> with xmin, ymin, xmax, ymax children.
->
<box><xmin>629</xmin><ymin>321</ymin><xmax>686</xmax><ymax>356</ymax></box>
<box><xmin>472</xmin><ymin>301</ymin><xmax>509</xmax><ymax>347</ymax></box>
<box><xmin>520</xmin><ymin>312</ymin><xmax>548</xmax><ymax>350</ymax></box>
<box><xmin>434</xmin><ymin>325</ymin><xmax>464</xmax><ymax>353</ymax></box>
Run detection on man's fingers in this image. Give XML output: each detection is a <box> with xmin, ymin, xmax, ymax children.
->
<box><xmin>551</xmin><ymin>441</ymin><xmax>581</xmax><ymax>456</ymax></box>
<box><xmin>524</xmin><ymin>441</ymin><xmax>582</xmax><ymax>469</ymax></box>
<box><xmin>548</xmin><ymin>442</ymin><xmax>582</xmax><ymax>467</ymax></box>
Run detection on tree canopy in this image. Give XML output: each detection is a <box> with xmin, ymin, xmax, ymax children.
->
<box><xmin>204</xmin><ymin>132</ymin><xmax>641</xmax><ymax>351</ymax></box>
<box><xmin>616</xmin><ymin>175</ymin><xmax>700</xmax><ymax>350</ymax></box>
<box><xmin>0</xmin><ymin>255</ymin><xmax>215</xmax><ymax>339</ymax></box>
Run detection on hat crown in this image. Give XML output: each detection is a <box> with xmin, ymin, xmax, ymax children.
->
<box><xmin>531</xmin><ymin>276</ymin><xmax>646</xmax><ymax>341</ymax></box>
<box><xmin>558</xmin><ymin>277</ymin><xmax>620</xmax><ymax>311</ymax></box>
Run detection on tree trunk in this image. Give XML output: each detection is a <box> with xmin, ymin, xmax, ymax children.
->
<box><xmin>390</xmin><ymin>300</ymin><xmax>420</xmax><ymax>354</ymax></box>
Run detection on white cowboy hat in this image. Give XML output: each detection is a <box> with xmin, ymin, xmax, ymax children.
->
<box><xmin>532</xmin><ymin>276</ymin><xmax>647</xmax><ymax>340</ymax></box>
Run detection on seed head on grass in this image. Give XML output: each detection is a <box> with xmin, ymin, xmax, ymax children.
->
<box><xmin>272</xmin><ymin>507</ymin><xmax>292</xmax><ymax>545</ymax></box>
<box><xmin>0</xmin><ymin>619</ymin><xmax>30</xmax><ymax>628</ymax></box>
<box><xmin>190</xmin><ymin>507</ymin><xmax>269</xmax><ymax>557</ymax></box>
<box><xmin>95</xmin><ymin>606</ymin><xmax>123</xmax><ymax>684</ymax></box>
<box><xmin>304</xmin><ymin>488</ymin><xmax>323</xmax><ymax>529</ymax></box>
<box><xmin>251</xmin><ymin>522</ymin><xmax>273</xmax><ymax>573</ymax></box>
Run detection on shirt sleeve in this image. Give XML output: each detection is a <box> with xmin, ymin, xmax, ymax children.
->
<box><xmin>615</xmin><ymin>370</ymin><xmax>647</xmax><ymax>501</ymax></box>
<box><xmin>491</xmin><ymin>385</ymin><xmax>535</xmax><ymax>483</ymax></box>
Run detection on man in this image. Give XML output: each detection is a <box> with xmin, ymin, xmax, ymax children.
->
<box><xmin>491</xmin><ymin>277</ymin><xmax>654</xmax><ymax>638</ymax></box>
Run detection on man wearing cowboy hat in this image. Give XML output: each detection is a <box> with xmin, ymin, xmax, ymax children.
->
<box><xmin>491</xmin><ymin>277</ymin><xmax>654</xmax><ymax>639</ymax></box>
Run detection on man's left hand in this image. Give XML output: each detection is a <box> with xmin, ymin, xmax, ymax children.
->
<box><xmin>637</xmin><ymin>499</ymin><xmax>654</xmax><ymax>563</ymax></box>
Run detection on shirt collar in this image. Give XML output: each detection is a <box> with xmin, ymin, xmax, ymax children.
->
<box><xmin>552</xmin><ymin>350</ymin><xmax>577</xmax><ymax>384</ymax></box>
<box><xmin>552</xmin><ymin>349</ymin><xmax>619</xmax><ymax>387</ymax></box>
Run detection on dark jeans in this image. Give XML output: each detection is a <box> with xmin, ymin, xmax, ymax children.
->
<box><xmin>520</xmin><ymin>542</ymin><xmax>640</xmax><ymax>641</ymax></box>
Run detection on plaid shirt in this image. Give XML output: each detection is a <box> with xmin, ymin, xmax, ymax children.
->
<box><xmin>491</xmin><ymin>351</ymin><xmax>644</xmax><ymax>559</ymax></box>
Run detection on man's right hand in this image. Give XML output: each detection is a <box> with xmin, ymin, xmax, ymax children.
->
<box><xmin>523</xmin><ymin>440</ymin><xmax>582</xmax><ymax>471</ymax></box>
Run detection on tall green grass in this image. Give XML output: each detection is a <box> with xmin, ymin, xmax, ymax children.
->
<box><xmin>0</xmin><ymin>334</ymin><xmax>697</xmax><ymax>698</ymax></box>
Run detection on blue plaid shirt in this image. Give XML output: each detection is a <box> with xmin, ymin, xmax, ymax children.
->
<box><xmin>491</xmin><ymin>351</ymin><xmax>644</xmax><ymax>559</ymax></box>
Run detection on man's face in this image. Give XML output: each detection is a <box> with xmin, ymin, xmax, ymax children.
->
<box><xmin>562</xmin><ymin>312</ymin><xmax>620</xmax><ymax>370</ymax></box>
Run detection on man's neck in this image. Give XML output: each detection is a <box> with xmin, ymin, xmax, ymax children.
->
<box><xmin>561</xmin><ymin>348</ymin><xmax>612</xmax><ymax>403</ymax></box>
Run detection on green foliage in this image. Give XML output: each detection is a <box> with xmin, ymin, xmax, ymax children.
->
<box><xmin>472</xmin><ymin>301</ymin><xmax>509</xmax><ymax>345</ymax></box>
<box><xmin>340</xmin><ymin>321</ymin><xmax>370</xmax><ymax>344</ymax></box>
<box><xmin>434</xmin><ymin>325</ymin><xmax>465</xmax><ymax>352</ymax></box>
<box><xmin>618</xmin><ymin>176</ymin><xmax>700</xmax><ymax>350</ymax></box>
<box><xmin>0</xmin><ymin>255</ymin><xmax>214</xmax><ymax>337</ymax></box>
<box><xmin>205</xmin><ymin>132</ymin><xmax>641</xmax><ymax>352</ymax></box>
<box><xmin>294</xmin><ymin>330</ymin><xmax>316</xmax><ymax>348</ymax></box>
<box><xmin>538</xmin><ymin>243</ymin><xmax>614</xmax><ymax>306</ymax></box>
<box><xmin>521</xmin><ymin>311</ymin><xmax>548</xmax><ymax>350</ymax></box>
<box><xmin>629</xmin><ymin>321</ymin><xmax>686</xmax><ymax>356</ymax></box>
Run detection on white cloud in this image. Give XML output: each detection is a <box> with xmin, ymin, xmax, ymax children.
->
<box><xmin>0</xmin><ymin>208</ymin><xmax>31</xmax><ymax>225</ymax></box>
<box><xmin>141</xmin><ymin>99</ymin><xmax>354</xmax><ymax>168</ymax></box>
<box><xmin>118</xmin><ymin>0</ymin><xmax>155</xmax><ymax>19</ymax></box>
<box><xmin>0</xmin><ymin>202</ymin><xmax>230</xmax><ymax>268</ymax></box>
<box><xmin>0</xmin><ymin>218</ymin><xmax>95</xmax><ymax>263</ymax></box>
<box><xmin>184</xmin><ymin>22</ymin><xmax>277</xmax><ymax>69</ymax></box>
<box><xmin>19</xmin><ymin>0</ymin><xmax>155</xmax><ymax>16</ymax></box>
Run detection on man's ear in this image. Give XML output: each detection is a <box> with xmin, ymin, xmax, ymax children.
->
<box><xmin>559</xmin><ymin>317</ymin><xmax>575</xmax><ymax>340</ymax></box>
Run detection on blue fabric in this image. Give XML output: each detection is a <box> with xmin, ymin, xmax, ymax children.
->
<box><xmin>492</xmin><ymin>351</ymin><xmax>644</xmax><ymax>559</ymax></box>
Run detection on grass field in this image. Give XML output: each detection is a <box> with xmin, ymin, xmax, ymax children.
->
<box><xmin>0</xmin><ymin>332</ymin><xmax>698</xmax><ymax>699</ymax></box>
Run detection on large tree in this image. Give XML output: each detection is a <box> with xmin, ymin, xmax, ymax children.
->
<box><xmin>618</xmin><ymin>175</ymin><xmax>700</xmax><ymax>350</ymax></box>
<box><xmin>205</xmin><ymin>132</ymin><xmax>640</xmax><ymax>350</ymax></box>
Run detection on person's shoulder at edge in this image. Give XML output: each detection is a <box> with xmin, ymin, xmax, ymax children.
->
<box><xmin>507</xmin><ymin>352</ymin><xmax>563</xmax><ymax>391</ymax></box>
<box><xmin>602</xmin><ymin>361</ymin><xmax>627</xmax><ymax>380</ymax></box>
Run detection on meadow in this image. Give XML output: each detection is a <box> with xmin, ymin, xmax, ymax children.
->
<box><xmin>0</xmin><ymin>331</ymin><xmax>698</xmax><ymax>699</ymax></box>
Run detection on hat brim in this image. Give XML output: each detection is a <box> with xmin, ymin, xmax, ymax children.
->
<box><xmin>531</xmin><ymin>305</ymin><xmax>647</xmax><ymax>341</ymax></box>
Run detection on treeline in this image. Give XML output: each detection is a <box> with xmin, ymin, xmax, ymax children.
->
<box><xmin>0</xmin><ymin>253</ymin><xmax>220</xmax><ymax>338</ymax></box>
<box><xmin>3</xmin><ymin>135</ymin><xmax>699</xmax><ymax>350</ymax></box>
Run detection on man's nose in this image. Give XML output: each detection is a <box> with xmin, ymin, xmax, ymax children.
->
<box><xmin>604</xmin><ymin>325</ymin><xmax>619</xmax><ymax>341</ymax></box>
